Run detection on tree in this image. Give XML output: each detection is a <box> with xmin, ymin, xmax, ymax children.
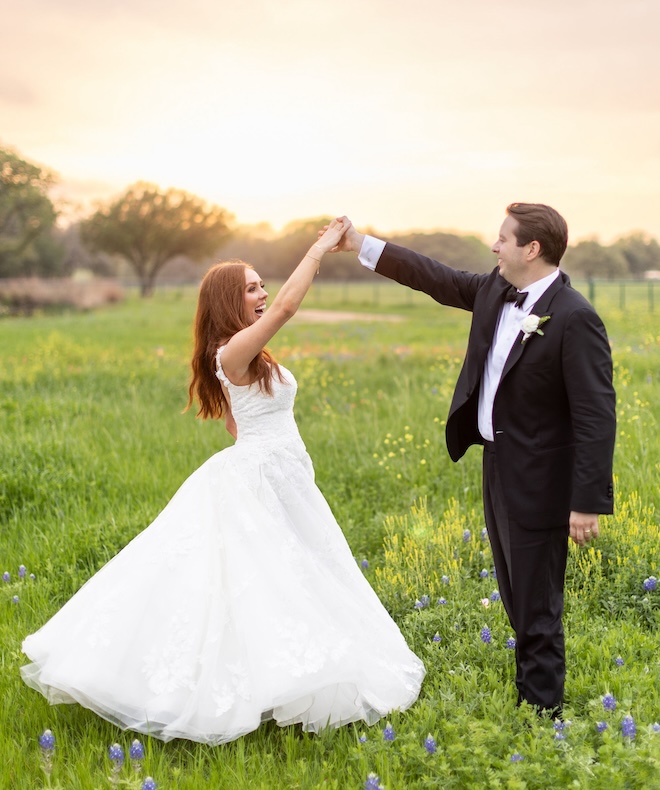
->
<box><xmin>562</xmin><ymin>240</ymin><xmax>628</xmax><ymax>280</ymax></box>
<box><xmin>81</xmin><ymin>183</ymin><xmax>233</xmax><ymax>296</ymax></box>
<box><xmin>0</xmin><ymin>147</ymin><xmax>60</xmax><ymax>277</ymax></box>
<box><xmin>613</xmin><ymin>232</ymin><xmax>660</xmax><ymax>277</ymax></box>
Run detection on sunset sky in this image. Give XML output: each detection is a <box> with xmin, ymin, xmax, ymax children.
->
<box><xmin>2</xmin><ymin>0</ymin><xmax>659</xmax><ymax>244</ymax></box>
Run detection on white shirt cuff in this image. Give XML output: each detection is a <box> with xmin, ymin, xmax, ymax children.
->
<box><xmin>358</xmin><ymin>235</ymin><xmax>386</xmax><ymax>271</ymax></box>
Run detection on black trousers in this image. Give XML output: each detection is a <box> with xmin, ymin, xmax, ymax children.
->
<box><xmin>482</xmin><ymin>442</ymin><xmax>569</xmax><ymax>711</ymax></box>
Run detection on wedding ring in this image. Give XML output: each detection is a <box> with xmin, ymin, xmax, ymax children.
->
<box><xmin>585</xmin><ymin>530</ymin><xmax>592</xmax><ymax>535</ymax></box>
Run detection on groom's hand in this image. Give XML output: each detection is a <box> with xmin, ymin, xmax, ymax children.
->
<box><xmin>318</xmin><ymin>216</ymin><xmax>364</xmax><ymax>254</ymax></box>
<box><xmin>570</xmin><ymin>511</ymin><xmax>599</xmax><ymax>546</ymax></box>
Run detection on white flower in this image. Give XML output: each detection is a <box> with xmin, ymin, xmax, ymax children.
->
<box><xmin>480</xmin><ymin>597</ymin><xmax>490</xmax><ymax>608</ymax></box>
<box><xmin>521</xmin><ymin>315</ymin><xmax>541</xmax><ymax>335</ymax></box>
<box><xmin>521</xmin><ymin>314</ymin><xmax>551</xmax><ymax>344</ymax></box>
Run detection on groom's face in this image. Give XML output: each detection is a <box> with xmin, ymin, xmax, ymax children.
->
<box><xmin>492</xmin><ymin>216</ymin><xmax>529</xmax><ymax>287</ymax></box>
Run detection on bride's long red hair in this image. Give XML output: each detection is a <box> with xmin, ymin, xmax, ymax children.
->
<box><xmin>186</xmin><ymin>261</ymin><xmax>282</xmax><ymax>420</ymax></box>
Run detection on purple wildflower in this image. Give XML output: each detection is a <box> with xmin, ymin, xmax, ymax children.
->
<box><xmin>602</xmin><ymin>693</ymin><xmax>617</xmax><ymax>711</ymax></box>
<box><xmin>480</xmin><ymin>569</ymin><xmax>489</xmax><ymax>579</ymax></box>
<box><xmin>2</xmin><ymin>572</ymin><xmax>9</xmax><ymax>583</ymax></box>
<box><xmin>490</xmin><ymin>590</ymin><xmax>501</xmax><ymax>602</ymax></box>
<box><xmin>643</xmin><ymin>576</ymin><xmax>657</xmax><ymax>591</ymax></box>
<box><xmin>424</xmin><ymin>734</ymin><xmax>437</xmax><ymax>754</ymax></box>
<box><xmin>481</xmin><ymin>527</ymin><xmax>488</xmax><ymax>541</ymax></box>
<box><xmin>462</xmin><ymin>530</ymin><xmax>471</xmax><ymax>542</ymax></box>
<box><xmin>596</xmin><ymin>721</ymin><xmax>608</xmax><ymax>733</ymax></box>
<box><xmin>39</xmin><ymin>730</ymin><xmax>55</xmax><ymax>751</ymax></box>
<box><xmin>506</xmin><ymin>637</ymin><xmax>516</xmax><ymax>649</ymax></box>
<box><xmin>614</xmin><ymin>656</ymin><xmax>624</xmax><ymax>666</ymax></box>
<box><xmin>30</xmin><ymin>573</ymin><xmax>36</xmax><ymax>580</ymax></box>
<box><xmin>652</xmin><ymin>723</ymin><xmax>660</xmax><ymax>733</ymax></box>
<box><xmin>480</xmin><ymin>626</ymin><xmax>492</xmax><ymax>644</ymax></box>
<box><xmin>441</xmin><ymin>575</ymin><xmax>450</xmax><ymax>585</ymax></box>
<box><xmin>383</xmin><ymin>722</ymin><xmax>396</xmax><ymax>742</ymax></box>
<box><xmin>510</xmin><ymin>752</ymin><xmax>524</xmax><ymax>762</ymax></box>
<box><xmin>12</xmin><ymin>595</ymin><xmax>19</xmax><ymax>604</ymax></box>
<box><xmin>130</xmin><ymin>739</ymin><xmax>145</xmax><ymax>770</ymax></box>
<box><xmin>358</xmin><ymin>733</ymin><xmax>367</xmax><ymax>743</ymax></box>
<box><xmin>364</xmin><ymin>774</ymin><xmax>383</xmax><ymax>790</ymax></box>
<box><xmin>361</xmin><ymin>559</ymin><xmax>369</xmax><ymax>570</ymax></box>
<box><xmin>415</xmin><ymin>595</ymin><xmax>430</xmax><ymax>609</ymax></box>
<box><xmin>432</xmin><ymin>633</ymin><xmax>442</xmax><ymax>642</ymax></box>
<box><xmin>437</xmin><ymin>597</ymin><xmax>447</xmax><ymax>605</ymax></box>
<box><xmin>142</xmin><ymin>779</ymin><xmax>157</xmax><ymax>790</ymax></box>
<box><xmin>622</xmin><ymin>715</ymin><xmax>636</xmax><ymax>739</ymax></box>
<box><xmin>109</xmin><ymin>743</ymin><xmax>125</xmax><ymax>765</ymax></box>
<box><xmin>18</xmin><ymin>565</ymin><xmax>27</xmax><ymax>579</ymax></box>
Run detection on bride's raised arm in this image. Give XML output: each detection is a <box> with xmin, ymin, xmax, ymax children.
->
<box><xmin>220</xmin><ymin>218</ymin><xmax>348</xmax><ymax>384</ymax></box>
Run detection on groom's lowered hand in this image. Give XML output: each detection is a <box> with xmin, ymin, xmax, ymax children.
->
<box><xmin>569</xmin><ymin>511</ymin><xmax>599</xmax><ymax>547</ymax></box>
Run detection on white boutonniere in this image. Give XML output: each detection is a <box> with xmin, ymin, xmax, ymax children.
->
<box><xmin>521</xmin><ymin>314</ymin><xmax>551</xmax><ymax>344</ymax></box>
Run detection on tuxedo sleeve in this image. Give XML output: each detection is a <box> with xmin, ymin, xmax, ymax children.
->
<box><xmin>562</xmin><ymin>307</ymin><xmax>616</xmax><ymax>513</ymax></box>
<box><xmin>376</xmin><ymin>242</ymin><xmax>485</xmax><ymax>311</ymax></box>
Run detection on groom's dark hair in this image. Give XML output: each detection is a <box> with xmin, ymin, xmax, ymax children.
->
<box><xmin>506</xmin><ymin>203</ymin><xmax>568</xmax><ymax>266</ymax></box>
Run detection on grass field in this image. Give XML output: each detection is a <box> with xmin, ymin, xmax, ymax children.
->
<box><xmin>1</xmin><ymin>281</ymin><xmax>659</xmax><ymax>789</ymax></box>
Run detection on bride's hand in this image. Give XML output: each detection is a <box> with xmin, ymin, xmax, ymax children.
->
<box><xmin>317</xmin><ymin>216</ymin><xmax>361</xmax><ymax>253</ymax></box>
<box><xmin>315</xmin><ymin>217</ymin><xmax>352</xmax><ymax>253</ymax></box>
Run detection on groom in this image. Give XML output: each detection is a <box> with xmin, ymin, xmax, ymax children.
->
<box><xmin>334</xmin><ymin>204</ymin><xmax>616</xmax><ymax>715</ymax></box>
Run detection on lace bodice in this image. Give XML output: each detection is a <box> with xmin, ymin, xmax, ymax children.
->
<box><xmin>215</xmin><ymin>346</ymin><xmax>301</xmax><ymax>448</ymax></box>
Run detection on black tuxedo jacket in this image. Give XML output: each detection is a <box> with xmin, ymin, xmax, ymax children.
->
<box><xmin>376</xmin><ymin>242</ymin><xmax>616</xmax><ymax>528</ymax></box>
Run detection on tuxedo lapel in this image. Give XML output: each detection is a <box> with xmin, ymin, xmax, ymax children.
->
<box><xmin>500</xmin><ymin>274</ymin><xmax>566</xmax><ymax>382</ymax></box>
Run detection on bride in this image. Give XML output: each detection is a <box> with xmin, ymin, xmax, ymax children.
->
<box><xmin>21</xmin><ymin>218</ymin><xmax>425</xmax><ymax>745</ymax></box>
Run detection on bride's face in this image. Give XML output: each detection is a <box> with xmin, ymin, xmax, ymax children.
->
<box><xmin>243</xmin><ymin>268</ymin><xmax>268</xmax><ymax>323</ymax></box>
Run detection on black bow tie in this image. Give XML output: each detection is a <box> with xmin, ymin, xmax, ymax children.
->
<box><xmin>504</xmin><ymin>288</ymin><xmax>528</xmax><ymax>308</ymax></box>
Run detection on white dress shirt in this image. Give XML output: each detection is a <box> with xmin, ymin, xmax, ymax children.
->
<box><xmin>357</xmin><ymin>234</ymin><xmax>560</xmax><ymax>442</ymax></box>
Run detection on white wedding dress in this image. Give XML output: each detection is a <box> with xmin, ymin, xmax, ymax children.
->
<box><xmin>21</xmin><ymin>348</ymin><xmax>425</xmax><ymax>744</ymax></box>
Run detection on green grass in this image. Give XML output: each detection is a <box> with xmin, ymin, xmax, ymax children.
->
<box><xmin>1</xmin><ymin>283</ymin><xmax>659</xmax><ymax>789</ymax></box>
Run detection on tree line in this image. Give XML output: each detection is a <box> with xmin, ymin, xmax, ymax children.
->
<box><xmin>2</xmin><ymin>145</ymin><xmax>659</xmax><ymax>297</ymax></box>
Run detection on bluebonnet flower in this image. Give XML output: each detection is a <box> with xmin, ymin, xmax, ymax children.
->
<box><xmin>602</xmin><ymin>693</ymin><xmax>617</xmax><ymax>711</ymax></box>
<box><xmin>364</xmin><ymin>774</ymin><xmax>383</xmax><ymax>790</ymax></box>
<box><xmin>18</xmin><ymin>565</ymin><xmax>27</xmax><ymax>578</ymax></box>
<box><xmin>358</xmin><ymin>733</ymin><xmax>367</xmax><ymax>743</ymax></box>
<box><xmin>142</xmin><ymin>779</ymin><xmax>157</xmax><ymax>790</ymax></box>
<box><xmin>492</xmin><ymin>567</ymin><xmax>497</xmax><ymax>579</ymax></box>
<box><xmin>437</xmin><ymin>597</ymin><xmax>447</xmax><ymax>605</ymax></box>
<box><xmin>506</xmin><ymin>637</ymin><xmax>516</xmax><ymax>649</ymax></box>
<box><xmin>614</xmin><ymin>656</ymin><xmax>624</xmax><ymax>666</ymax></box>
<box><xmin>432</xmin><ymin>633</ymin><xmax>442</xmax><ymax>642</ymax></box>
<box><xmin>424</xmin><ymin>734</ymin><xmax>437</xmax><ymax>754</ymax></box>
<box><xmin>383</xmin><ymin>722</ymin><xmax>396</xmax><ymax>741</ymax></box>
<box><xmin>490</xmin><ymin>590</ymin><xmax>501</xmax><ymax>602</ymax></box>
<box><xmin>554</xmin><ymin>732</ymin><xmax>566</xmax><ymax>741</ymax></box>
<box><xmin>510</xmin><ymin>752</ymin><xmax>524</xmax><ymax>762</ymax></box>
<box><xmin>480</xmin><ymin>569</ymin><xmax>489</xmax><ymax>578</ymax></box>
<box><xmin>39</xmin><ymin>729</ymin><xmax>55</xmax><ymax>776</ymax></box>
<box><xmin>2</xmin><ymin>572</ymin><xmax>10</xmax><ymax>582</ymax></box>
<box><xmin>12</xmin><ymin>595</ymin><xmax>19</xmax><ymax>604</ymax></box>
<box><xmin>554</xmin><ymin>720</ymin><xmax>567</xmax><ymax>732</ymax></box>
<box><xmin>643</xmin><ymin>576</ymin><xmax>657</xmax><ymax>591</ymax></box>
<box><xmin>481</xmin><ymin>528</ymin><xmax>488</xmax><ymax>541</ymax></box>
<box><xmin>462</xmin><ymin>530</ymin><xmax>471</xmax><ymax>543</ymax></box>
<box><xmin>361</xmin><ymin>559</ymin><xmax>369</xmax><ymax>570</ymax></box>
<box><xmin>130</xmin><ymin>740</ymin><xmax>145</xmax><ymax>761</ymax></box>
<box><xmin>480</xmin><ymin>626</ymin><xmax>491</xmax><ymax>644</ymax></box>
<box><xmin>30</xmin><ymin>573</ymin><xmax>36</xmax><ymax>580</ymax></box>
<box><xmin>39</xmin><ymin>730</ymin><xmax>55</xmax><ymax>751</ymax></box>
<box><xmin>441</xmin><ymin>575</ymin><xmax>450</xmax><ymax>585</ymax></box>
<box><xmin>622</xmin><ymin>715</ymin><xmax>636</xmax><ymax>739</ymax></box>
<box><xmin>652</xmin><ymin>723</ymin><xmax>660</xmax><ymax>733</ymax></box>
<box><xmin>414</xmin><ymin>595</ymin><xmax>430</xmax><ymax>609</ymax></box>
<box><xmin>109</xmin><ymin>743</ymin><xmax>125</xmax><ymax>766</ymax></box>
<box><xmin>596</xmin><ymin>721</ymin><xmax>608</xmax><ymax>733</ymax></box>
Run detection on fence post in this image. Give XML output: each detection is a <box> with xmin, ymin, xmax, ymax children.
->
<box><xmin>649</xmin><ymin>281</ymin><xmax>655</xmax><ymax>314</ymax></box>
<box><xmin>588</xmin><ymin>277</ymin><xmax>595</xmax><ymax>304</ymax></box>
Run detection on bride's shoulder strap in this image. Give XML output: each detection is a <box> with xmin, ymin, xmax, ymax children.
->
<box><xmin>214</xmin><ymin>346</ymin><xmax>230</xmax><ymax>386</ymax></box>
